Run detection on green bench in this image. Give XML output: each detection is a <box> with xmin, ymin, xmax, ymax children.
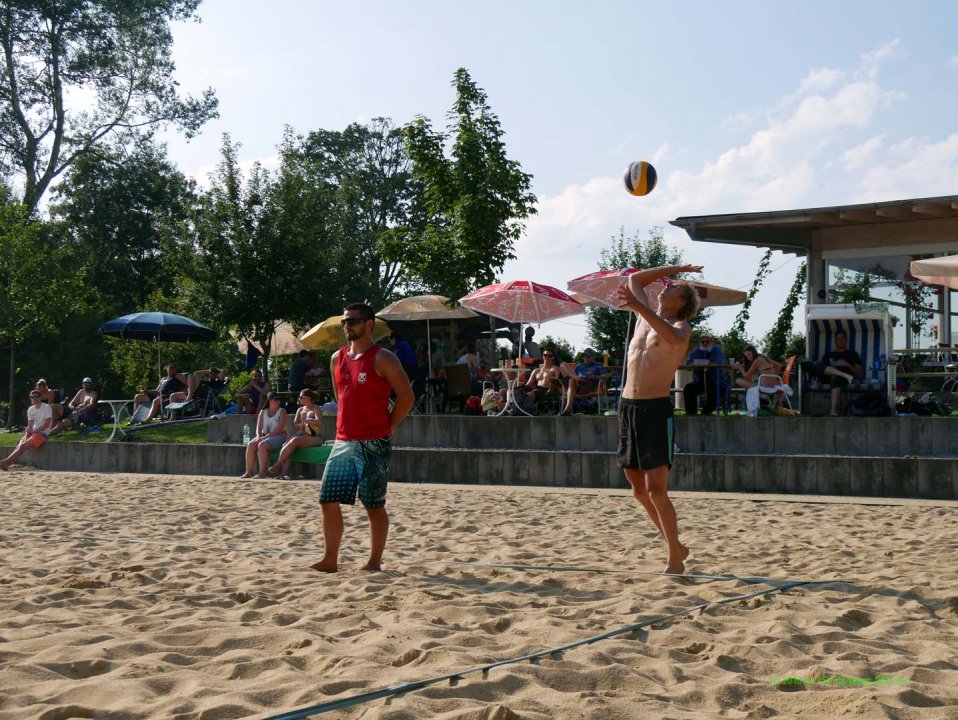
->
<box><xmin>267</xmin><ymin>443</ymin><xmax>332</xmax><ymax>465</ymax></box>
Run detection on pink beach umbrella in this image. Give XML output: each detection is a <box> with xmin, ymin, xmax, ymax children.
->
<box><xmin>460</xmin><ymin>280</ymin><xmax>584</xmax><ymax>324</ymax></box>
<box><xmin>568</xmin><ymin>269</ymin><xmax>747</xmax><ymax>309</ymax></box>
<box><xmin>567</xmin><ymin>268</ymin><xmax>668</xmax><ymax>309</ymax></box>
<box><xmin>460</xmin><ymin>281</ymin><xmax>584</xmax><ymax>360</ymax></box>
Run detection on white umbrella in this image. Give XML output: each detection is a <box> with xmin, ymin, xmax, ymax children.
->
<box><xmin>377</xmin><ymin>295</ymin><xmax>478</xmax><ymax>378</ymax></box>
<box><xmin>911</xmin><ymin>254</ymin><xmax>958</xmax><ymax>289</ymax></box>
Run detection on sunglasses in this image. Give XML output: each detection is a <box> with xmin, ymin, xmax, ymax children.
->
<box><xmin>30</xmin><ymin>393</ymin><xmax>41</xmax><ymax>399</ymax></box>
<box><xmin>700</xmin><ymin>339</ymin><xmax>713</xmax><ymax>344</ymax></box>
<box><xmin>542</xmin><ymin>352</ymin><xmax>554</xmax><ymax>357</ymax></box>
<box><xmin>340</xmin><ymin>317</ymin><xmax>367</xmax><ymax>327</ymax></box>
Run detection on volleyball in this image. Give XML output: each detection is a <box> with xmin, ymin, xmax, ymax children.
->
<box><xmin>623</xmin><ymin>160</ymin><xmax>657</xmax><ymax>196</ymax></box>
<box><xmin>304</xmin><ymin>420</ymin><xmax>321</xmax><ymax>437</ymax></box>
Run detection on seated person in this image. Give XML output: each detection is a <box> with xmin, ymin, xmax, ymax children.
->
<box><xmin>235</xmin><ymin>368</ymin><xmax>268</xmax><ymax>414</ymax></box>
<box><xmin>472</xmin><ymin>360</ymin><xmax>494</xmax><ymax>396</ymax></box>
<box><xmin>812</xmin><ymin>329</ymin><xmax>863</xmax><ymax>416</ymax></box>
<box><xmin>169</xmin><ymin>367</ymin><xmax>228</xmax><ymax>418</ymax></box>
<box><xmin>240</xmin><ymin>391</ymin><xmax>289</xmax><ymax>479</ymax></box>
<box><xmin>288</xmin><ymin>350</ymin><xmax>312</xmax><ymax>392</ymax></box>
<box><xmin>132</xmin><ymin>364</ymin><xmax>189</xmax><ymax>423</ymax></box>
<box><xmin>521</xmin><ymin>326</ymin><xmax>543</xmax><ymax>365</ymax></box>
<box><xmin>50</xmin><ymin>377</ymin><xmax>99</xmax><ymax>436</ymax></box>
<box><xmin>457</xmin><ymin>342</ymin><xmax>480</xmax><ymax>376</ymax></box>
<box><xmin>732</xmin><ymin>345</ymin><xmax>780</xmax><ymax>388</ymax></box>
<box><xmin>682</xmin><ymin>334</ymin><xmax>728</xmax><ymax>416</ymax></box>
<box><xmin>519</xmin><ymin>348</ymin><xmax>563</xmax><ymax>407</ymax></box>
<box><xmin>304</xmin><ymin>351</ymin><xmax>324</xmax><ymax>390</ymax></box>
<box><xmin>267</xmin><ymin>389</ymin><xmax>324</xmax><ymax>479</ymax></box>
<box><xmin>561</xmin><ymin>348</ymin><xmax>609</xmax><ymax>415</ymax></box>
<box><xmin>34</xmin><ymin>379</ymin><xmax>67</xmax><ymax>424</ymax></box>
<box><xmin>1</xmin><ymin>389</ymin><xmax>53</xmax><ymax>470</ymax></box>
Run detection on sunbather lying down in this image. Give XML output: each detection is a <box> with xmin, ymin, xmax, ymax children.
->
<box><xmin>131</xmin><ymin>366</ymin><xmax>226</xmax><ymax>423</ymax></box>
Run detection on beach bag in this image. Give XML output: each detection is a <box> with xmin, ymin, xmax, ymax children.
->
<box><xmin>464</xmin><ymin>395</ymin><xmax>483</xmax><ymax>416</ymax></box>
<box><xmin>481</xmin><ymin>388</ymin><xmax>499</xmax><ymax>412</ymax></box>
<box><xmin>847</xmin><ymin>390</ymin><xmax>892</xmax><ymax>417</ymax></box>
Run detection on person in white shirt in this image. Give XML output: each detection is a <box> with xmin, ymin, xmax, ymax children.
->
<box><xmin>1</xmin><ymin>390</ymin><xmax>54</xmax><ymax>470</ymax></box>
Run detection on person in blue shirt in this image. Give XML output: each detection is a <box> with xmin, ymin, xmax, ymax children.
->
<box><xmin>562</xmin><ymin>348</ymin><xmax>609</xmax><ymax>415</ymax></box>
<box><xmin>682</xmin><ymin>334</ymin><xmax>728</xmax><ymax>415</ymax></box>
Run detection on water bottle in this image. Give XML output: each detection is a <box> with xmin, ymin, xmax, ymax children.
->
<box><xmin>242</xmin><ymin>423</ymin><xmax>252</xmax><ymax>445</ymax></box>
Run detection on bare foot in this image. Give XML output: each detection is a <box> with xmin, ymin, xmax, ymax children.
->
<box><xmin>240</xmin><ymin>472</ymin><xmax>253</xmax><ymax>478</ymax></box>
<box><xmin>663</xmin><ymin>561</ymin><xmax>685</xmax><ymax>575</ymax></box>
<box><xmin>266</xmin><ymin>464</ymin><xmax>279</xmax><ymax>476</ymax></box>
<box><xmin>0</xmin><ymin>463</ymin><xmax>8</xmax><ymax>471</ymax></box>
<box><xmin>310</xmin><ymin>559</ymin><xmax>338</xmax><ymax>573</ymax></box>
<box><xmin>254</xmin><ymin>474</ymin><xmax>267</xmax><ymax>479</ymax></box>
<box><xmin>361</xmin><ymin>562</ymin><xmax>383</xmax><ymax>572</ymax></box>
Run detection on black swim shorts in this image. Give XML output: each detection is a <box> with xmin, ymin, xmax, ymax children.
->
<box><xmin>617</xmin><ymin>397</ymin><xmax>674</xmax><ymax>470</ymax></box>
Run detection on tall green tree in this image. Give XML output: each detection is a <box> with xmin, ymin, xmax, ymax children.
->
<box><xmin>190</xmin><ymin>135</ymin><xmax>326</xmax><ymax>375</ymax></box>
<box><xmin>294</xmin><ymin>118</ymin><xmax>423</xmax><ymax>309</ymax></box>
<box><xmin>50</xmin><ymin>137</ymin><xmax>197</xmax><ymax>313</ymax></box>
<box><xmin>0</xmin><ymin>0</ymin><xmax>217</xmax><ymax>215</ymax></box>
<box><xmin>0</xmin><ymin>187</ymin><xmax>85</xmax><ymax>423</ymax></box>
<box><xmin>396</xmin><ymin>68</ymin><xmax>536</xmax><ymax>300</ymax></box>
<box><xmin>585</xmin><ymin>227</ymin><xmax>704</xmax><ymax>353</ymax></box>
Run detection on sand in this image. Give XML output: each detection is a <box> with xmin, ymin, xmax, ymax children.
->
<box><xmin>1</xmin><ymin>470</ymin><xmax>957</xmax><ymax>720</ymax></box>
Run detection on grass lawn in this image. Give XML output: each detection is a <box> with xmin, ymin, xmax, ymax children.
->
<box><xmin>0</xmin><ymin>420</ymin><xmax>212</xmax><ymax>446</ymax></box>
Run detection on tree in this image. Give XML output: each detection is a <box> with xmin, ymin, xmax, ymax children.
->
<box><xmin>396</xmin><ymin>68</ymin><xmax>536</xmax><ymax>300</ymax></box>
<box><xmin>190</xmin><ymin>135</ymin><xmax>327</xmax><ymax>376</ymax></box>
<box><xmin>0</xmin><ymin>0</ymin><xmax>217</xmax><ymax>215</ymax></box>
<box><xmin>764</xmin><ymin>262</ymin><xmax>806</xmax><ymax>361</ymax></box>
<box><xmin>585</xmin><ymin>227</ymin><xmax>703</xmax><ymax>354</ymax></box>
<box><xmin>0</xmin><ymin>187</ymin><xmax>85</xmax><ymax>423</ymax></box>
<box><xmin>294</xmin><ymin>118</ymin><xmax>423</xmax><ymax>309</ymax></box>
<box><xmin>50</xmin><ymin>136</ymin><xmax>197</xmax><ymax>313</ymax></box>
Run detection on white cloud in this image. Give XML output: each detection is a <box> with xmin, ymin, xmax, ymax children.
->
<box><xmin>505</xmin><ymin>39</ymin><xmax>958</xmax><ymax>350</ymax></box>
<box><xmin>948</xmin><ymin>55</ymin><xmax>958</xmax><ymax>68</ymax></box>
<box><xmin>857</xmin><ymin>38</ymin><xmax>901</xmax><ymax>80</ymax></box>
<box><xmin>188</xmin><ymin>153</ymin><xmax>281</xmax><ymax>189</ymax></box>
<box><xmin>722</xmin><ymin>111</ymin><xmax>755</xmax><ymax>132</ymax></box>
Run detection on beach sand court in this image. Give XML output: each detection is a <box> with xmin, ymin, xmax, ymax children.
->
<box><xmin>1</xmin><ymin>470</ymin><xmax>957</xmax><ymax>719</ymax></box>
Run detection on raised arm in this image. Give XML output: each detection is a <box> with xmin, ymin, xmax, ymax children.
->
<box><xmin>615</xmin><ymin>283</ymin><xmax>691</xmax><ymax>347</ymax></box>
<box><xmin>627</xmin><ymin>264</ymin><xmax>703</xmax><ymax>290</ymax></box>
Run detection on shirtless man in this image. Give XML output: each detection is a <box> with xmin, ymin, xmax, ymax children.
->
<box><xmin>614</xmin><ymin>264</ymin><xmax>703</xmax><ymax>574</ymax></box>
<box><xmin>519</xmin><ymin>348</ymin><xmax>562</xmax><ymax>403</ymax></box>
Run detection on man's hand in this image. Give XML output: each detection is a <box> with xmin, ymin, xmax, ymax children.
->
<box><xmin>676</xmin><ymin>264</ymin><xmax>704</xmax><ymax>274</ymax></box>
<box><xmin>615</xmin><ymin>284</ymin><xmax>641</xmax><ymax>309</ymax></box>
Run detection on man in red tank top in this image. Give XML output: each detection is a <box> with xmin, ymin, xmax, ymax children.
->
<box><xmin>311</xmin><ymin>303</ymin><xmax>414</xmax><ymax>573</ymax></box>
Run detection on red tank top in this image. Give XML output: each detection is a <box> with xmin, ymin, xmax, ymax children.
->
<box><xmin>334</xmin><ymin>345</ymin><xmax>392</xmax><ymax>440</ymax></box>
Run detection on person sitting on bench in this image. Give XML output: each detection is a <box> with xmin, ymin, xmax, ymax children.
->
<box><xmin>811</xmin><ymin>329</ymin><xmax>863</xmax><ymax>416</ymax></box>
<box><xmin>267</xmin><ymin>388</ymin><xmax>324</xmax><ymax>480</ymax></box>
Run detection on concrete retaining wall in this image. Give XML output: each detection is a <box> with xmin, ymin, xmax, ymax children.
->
<box><xmin>16</xmin><ymin>413</ymin><xmax>956</xmax><ymax>499</ymax></box>
<box><xmin>210</xmin><ymin>413</ymin><xmax>958</xmax><ymax>457</ymax></box>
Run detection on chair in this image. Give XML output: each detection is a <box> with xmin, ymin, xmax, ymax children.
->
<box><xmin>745</xmin><ymin>373</ymin><xmax>795</xmax><ymax>416</ymax></box>
<box><xmin>440</xmin><ymin>364</ymin><xmax>473</xmax><ymax>413</ymax></box>
<box><xmin>559</xmin><ymin>362</ymin><xmax>609</xmax><ymax>414</ymax></box>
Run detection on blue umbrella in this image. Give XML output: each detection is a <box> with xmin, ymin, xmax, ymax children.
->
<box><xmin>99</xmin><ymin>312</ymin><xmax>217</xmax><ymax>380</ymax></box>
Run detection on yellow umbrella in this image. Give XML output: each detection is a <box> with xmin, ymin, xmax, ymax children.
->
<box><xmin>300</xmin><ymin>315</ymin><xmax>392</xmax><ymax>350</ymax></box>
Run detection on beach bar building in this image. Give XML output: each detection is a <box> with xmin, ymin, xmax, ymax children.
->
<box><xmin>670</xmin><ymin>195</ymin><xmax>958</xmax><ymax>349</ymax></box>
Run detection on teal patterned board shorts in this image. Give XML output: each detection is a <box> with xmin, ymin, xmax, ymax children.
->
<box><xmin>319</xmin><ymin>438</ymin><xmax>392</xmax><ymax>508</ymax></box>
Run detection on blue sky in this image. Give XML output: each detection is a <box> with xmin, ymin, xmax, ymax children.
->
<box><xmin>163</xmin><ymin>0</ymin><xmax>958</xmax><ymax>350</ymax></box>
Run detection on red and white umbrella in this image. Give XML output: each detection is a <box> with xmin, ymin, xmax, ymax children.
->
<box><xmin>568</xmin><ymin>269</ymin><xmax>747</xmax><ymax>309</ymax></box>
<box><xmin>567</xmin><ymin>268</ymin><xmax>669</xmax><ymax>309</ymax></box>
<box><xmin>460</xmin><ymin>280</ymin><xmax>584</xmax><ymax>324</ymax></box>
